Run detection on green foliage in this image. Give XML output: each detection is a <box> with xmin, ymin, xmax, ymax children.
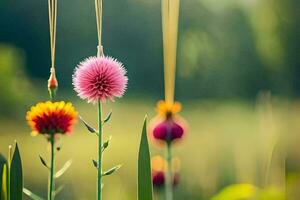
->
<box><xmin>211</xmin><ymin>184</ymin><xmax>257</xmax><ymax>200</ymax></box>
<box><xmin>138</xmin><ymin>117</ymin><xmax>153</xmax><ymax>200</ymax></box>
<box><xmin>54</xmin><ymin>160</ymin><xmax>72</xmax><ymax>179</ymax></box>
<box><xmin>211</xmin><ymin>184</ymin><xmax>285</xmax><ymax>200</ymax></box>
<box><xmin>103</xmin><ymin>111</ymin><xmax>112</xmax><ymax>124</ymax></box>
<box><xmin>2</xmin><ymin>165</ymin><xmax>8</xmax><ymax>200</ymax></box>
<box><xmin>1</xmin><ymin>0</ymin><xmax>300</xmax><ymax>99</ymax></box>
<box><xmin>102</xmin><ymin>136</ymin><xmax>112</xmax><ymax>152</ymax></box>
<box><xmin>79</xmin><ymin>116</ymin><xmax>97</xmax><ymax>134</ymax></box>
<box><xmin>0</xmin><ymin>154</ymin><xmax>7</xmax><ymax>199</ymax></box>
<box><xmin>10</xmin><ymin>143</ymin><xmax>23</xmax><ymax>200</ymax></box>
<box><xmin>39</xmin><ymin>155</ymin><xmax>49</xmax><ymax>169</ymax></box>
<box><xmin>23</xmin><ymin>188</ymin><xmax>44</xmax><ymax>200</ymax></box>
<box><xmin>0</xmin><ymin>143</ymin><xmax>24</xmax><ymax>200</ymax></box>
<box><xmin>102</xmin><ymin>165</ymin><xmax>122</xmax><ymax>177</ymax></box>
<box><xmin>0</xmin><ymin>45</ymin><xmax>33</xmax><ymax>118</ymax></box>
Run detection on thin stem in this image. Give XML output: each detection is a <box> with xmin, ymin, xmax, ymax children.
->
<box><xmin>95</xmin><ymin>0</ymin><xmax>103</xmax><ymax>48</ymax></box>
<box><xmin>48</xmin><ymin>0</ymin><xmax>53</xmax><ymax>60</ymax></box>
<box><xmin>165</xmin><ymin>143</ymin><xmax>173</xmax><ymax>200</ymax></box>
<box><xmin>48</xmin><ymin>136</ymin><xmax>55</xmax><ymax>200</ymax></box>
<box><xmin>48</xmin><ymin>0</ymin><xmax>57</xmax><ymax>69</ymax></box>
<box><xmin>97</xmin><ymin>101</ymin><xmax>103</xmax><ymax>200</ymax></box>
<box><xmin>7</xmin><ymin>145</ymin><xmax>12</xmax><ymax>200</ymax></box>
<box><xmin>52</xmin><ymin>0</ymin><xmax>57</xmax><ymax>69</ymax></box>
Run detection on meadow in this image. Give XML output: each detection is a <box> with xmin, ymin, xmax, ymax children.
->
<box><xmin>1</xmin><ymin>0</ymin><xmax>299</xmax><ymax>199</ymax></box>
<box><xmin>1</xmin><ymin>97</ymin><xmax>299</xmax><ymax>199</ymax></box>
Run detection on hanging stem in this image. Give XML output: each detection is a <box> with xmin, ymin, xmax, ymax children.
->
<box><xmin>95</xmin><ymin>0</ymin><xmax>103</xmax><ymax>50</ymax></box>
<box><xmin>48</xmin><ymin>0</ymin><xmax>57</xmax><ymax>69</ymax></box>
<box><xmin>165</xmin><ymin>142</ymin><xmax>173</xmax><ymax>200</ymax></box>
<box><xmin>48</xmin><ymin>135</ymin><xmax>55</xmax><ymax>200</ymax></box>
<box><xmin>46</xmin><ymin>1</ymin><xmax>57</xmax><ymax>200</ymax></box>
<box><xmin>97</xmin><ymin>101</ymin><xmax>103</xmax><ymax>200</ymax></box>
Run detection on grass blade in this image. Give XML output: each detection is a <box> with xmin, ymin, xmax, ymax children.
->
<box><xmin>23</xmin><ymin>188</ymin><xmax>44</xmax><ymax>200</ymax></box>
<box><xmin>54</xmin><ymin>159</ymin><xmax>72</xmax><ymax>179</ymax></box>
<box><xmin>0</xmin><ymin>155</ymin><xmax>7</xmax><ymax>200</ymax></box>
<box><xmin>138</xmin><ymin>117</ymin><xmax>153</xmax><ymax>200</ymax></box>
<box><xmin>10</xmin><ymin>142</ymin><xmax>23</xmax><ymax>200</ymax></box>
<box><xmin>2</xmin><ymin>164</ymin><xmax>8</xmax><ymax>200</ymax></box>
<box><xmin>102</xmin><ymin>165</ymin><xmax>122</xmax><ymax>176</ymax></box>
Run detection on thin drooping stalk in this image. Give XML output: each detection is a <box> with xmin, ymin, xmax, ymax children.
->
<box><xmin>165</xmin><ymin>143</ymin><xmax>173</xmax><ymax>200</ymax></box>
<box><xmin>97</xmin><ymin>101</ymin><xmax>103</xmax><ymax>200</ymax></box>
<box><xmin>48</xmin><ymin>0</ymin><xmax>57</xmax><ymax>69</ymax></box>
<box><xmin>48</xmin><ymin>135</ymin><xmax>55</xmax><ymax>200</ymax></box>
<box><xmin>95</xmin><ymin>0</ymin><xmax>103</xmax><ymax>48</ymax></box>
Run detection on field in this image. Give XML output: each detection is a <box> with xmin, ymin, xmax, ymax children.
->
<box><xmin>1</xmin><ymin>98</ymin><xmax>300</xmax><ymax>199</ymax></box>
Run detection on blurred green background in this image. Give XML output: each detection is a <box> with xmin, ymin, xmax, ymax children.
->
<box><xmin>0</xmin><ymin>0</ymin><xmax>300</xmax><ymax>199</ymax></box>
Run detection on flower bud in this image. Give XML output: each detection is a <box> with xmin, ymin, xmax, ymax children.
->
<box><xmin>48</xmin><ymin>68</ymin><xmax>58</xmax><ymax>90</ymax></box>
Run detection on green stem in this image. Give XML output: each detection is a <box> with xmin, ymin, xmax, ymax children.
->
<box><xmin>165</xmin><ymin>142</ymin><xmax>173</xmax><ymax>200</ymax></box>
<box><xmin>98</xmin><ymin>101</ymin><xmax>103</xmax><ymax>200</ymax></box>
<box><xmin>7</xmin><ymin>145</ymin><xmax>12</xmax><ymax>200</ymax></box>
<box><xmin>48</xmin><ymin>136</ymin><xmax>55</xmax><ymax>200</ymax></box>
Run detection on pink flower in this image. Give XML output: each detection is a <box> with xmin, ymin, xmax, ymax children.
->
<box><xmin>73</xmin><ymin>56</ymin><xmax>128</xmax><ymax>103</ymax></box>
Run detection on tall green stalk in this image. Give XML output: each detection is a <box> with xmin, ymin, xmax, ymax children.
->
<box><xmin>165</xmin><ymin>142</ymin><xmax>173</xmax><ymax>200</ymax></box>
<box><xmin>97</xmin><ymin>101</ymin><xmax>103</xmax><ymax>200</ymax></box>
<box><xmin>48</xmin><ymin>135</ymin><xmax>55</xmax><ymax>200</ymax></box>
<box><xmin>48</xmin><ymin>89</ymin><xmax>55</xmax><ymax>200</ymax></box>
<box><xmin>7</xmin><ymin>146</ymin><xmax>12</xmax><ymax>200</ymax></box>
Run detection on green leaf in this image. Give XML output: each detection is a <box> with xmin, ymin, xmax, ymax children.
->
<box><xmin>211</xmin><ymin>184</ymin><xmax>257</xmax><ymax>200</ymax></box>
<box><xmin>10</xmin><ymin>142</ymin><xmax>23</xmax><ymax>200</ymax></box>
<box><xmin>103</xmin><ymin>111</ymin><xmax>112</xmax><ymax>123</ymax></box>
<box><xmin>2</xmin><ymin>164</ymin><xmax>8</xmax><ymax>200</ymax></box>
<box><xmin>39</xmin><ymin>155</ymin><xmax>49</xmax><ymax>169</ymax></box>
<box><xmin>138</xmin><ymin>117</ymin><xmax>153</xmax><ymax>200</ymax></box>
<box><xmin>79</xmin><ymin>116</ymin><xmax>97</xmax><ymax>134</ymax></box>
<box><xmin>23</xmin><ymin>188</ymin><xmax>44</xmax><ymax>200</ymax></box>
<box><xmin>53</xmin><ymin>185</ymin><xmax>65</xmax><ymax>197</ymax></box>
<box><xmin>0</xmin><ymin>154</ymin><xmax>7</xmax><ymax>200</ymax></box>
<box><xmin>54</xmin><ymin>160</ymin><xmax>72</xmax><ymax>179</ymax></box>
<box><xmin>102</xmin><ymin>136</ymin><xmax>112</xmax><ymax>152</ymax></box>
<box><xmin>102</xmin><ymin>165</ymin><xmax>122</xmax><ymax>177</ymax></box>
<box><xmin>92</xmin><ymin>159</ymin><xmax>98</xmax><ymax>168</ymax></box>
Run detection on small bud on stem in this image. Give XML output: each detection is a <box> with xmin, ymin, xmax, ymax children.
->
<box><xmin>48</xmin><ymin>67</ymin><xmax>58</xmax><ymax>100</ymax></box>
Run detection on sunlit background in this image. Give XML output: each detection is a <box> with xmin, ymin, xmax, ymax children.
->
<box><xmin>0</xmin><ymin>0</ymin><xmax>300</xmax><ymax>199</ymax></box>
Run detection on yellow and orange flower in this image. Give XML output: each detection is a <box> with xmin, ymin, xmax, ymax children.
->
<box><xmin>156</xmin><ymin>100</ymin><xmax>181</xmax><ymax>118</ymax></box>
<box><xmin>26</xmin><ymin>101</ymin><xmax>77</xmax><ymax>136</ymax></box>
<box><xmin>149</xmin><ymin>100</ymin><xmax>187</xmax><ymax>143</ymax></box>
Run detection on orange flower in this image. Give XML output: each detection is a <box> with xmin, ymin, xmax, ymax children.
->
<box><xmin>150</xmin><ymin>100</ymin><xmax>187</xmax><ymax>143</ymax></box>
<box><xmin>156</xmin><ymin>100</ymin><xmax>181</xmax><ymax>118</ymax></box>
<box><xmin>26</xmin><ymin>101</ymin><xmax>77</xmax><ymax>136</ymax></box>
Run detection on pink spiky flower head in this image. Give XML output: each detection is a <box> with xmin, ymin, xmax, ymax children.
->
<box><xmin>73</xmin><ymin>56</ymin><xmax>128</xmax><ymax>103</ymax></box>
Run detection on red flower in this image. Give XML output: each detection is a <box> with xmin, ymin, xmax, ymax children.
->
<box><xmin>149</xmin><ymin>100</ymin><xmax>187</xmax><ymax>144</ymax></box>
<box><xmin>152</xmin><ymin>171</ymin><xmax>179</xmax><ymax>188</ymax></box>
<box><xmin>153</xmin><ymin>118</ymin><xmax>185</xmax><ymax>142</ymax></box>
<box><xmin>26</xmin><ymin>101</ymin><xmax>77</xmax><ymax>136</ymax></box>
